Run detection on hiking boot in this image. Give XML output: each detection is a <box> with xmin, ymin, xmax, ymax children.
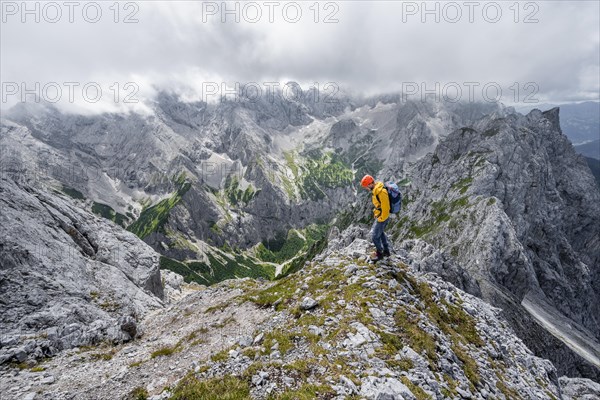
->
<box><xmin>370</xmin><ymin>250</ymin><xmax>383</xmax><ymax>262</ymax></box>
<box><xmin>383</xmin><ymin>249</ymin><xmax>391</xmax><ymax>258</ymax></box>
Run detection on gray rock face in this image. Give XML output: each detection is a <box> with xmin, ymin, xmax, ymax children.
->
<box><xmin>399</xmin><ymin>239</ymin><xmax>481</xmax><ymax>297</ymax></box>
<box><xmin>433</xmin><ymin>109</ymin><xmax>598</xmax><ymax>330</ymax></box>
<box><xmin>376</xmin><ymin>107</ymin><xmax>600</xmax><ymax>379</ymax></box>
<box><xmin>161</xmin><ymin>270</ymin><xmax>186</xmax><ymax>304</ymax></box>
<box><xmin>559</xmin><ymin>376</ymin><xmax>600</xmax><ymax>399</ymax></box>
<box><xmin>299</xmin><ymin>297</ymin><xmax>318</xmax><ymax>311</ymax></box>
<box><xmin>0</xmin><ymin>176</ymin><xmax>163</xmax><ymax>365</ymax></box>
<box><xmin>359</xmin><ymin>376</ymin><xmax>415</xmax><ymax>400</ymax></box>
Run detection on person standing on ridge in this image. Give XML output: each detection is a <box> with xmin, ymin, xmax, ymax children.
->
<box><xmin>361</xmin><ymin>174</ymin><xmax>391</xmax><ymax>262</ymax></box>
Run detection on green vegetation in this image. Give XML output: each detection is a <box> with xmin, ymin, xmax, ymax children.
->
<box><xmin>335</xmin><ymin>133</ymin><xmax>382</xmax><ymax>180</ymax></box>
<box><xmin>243</xmin><ymin>361</ymin><xmax>282</xmax><ymax>379</ymax></box>
<box><xmin>202</xmin><ymin>252</ymin><xmax>275</xmax><ymax>284</ymax></box>
<box><xmin>212</xmin><ymin>315</ymin><xmax>235</xmax><ymax>329</ymax></box>
<box><xmin>210</xmin><ymin>349</ymin><xmax>229</xmax><ymax>362</ymax></box>
<box><xmin>391</xmin><ymin>271</ymin><xmax>484</xmax><ymax>390</ymax></box>
<box><xmin>257</xmin><ymin>230</ymin><xmax>306</xmax><ymax>263</ymax></box>
<box><xmin>150</xmin><ymin>344</ymin><xmax>180</xmax><ymax>359</ymax></box>
<box><xmin>544</xmin><ymin>390</ymin><xmax>559</xmax><ymax>400</ymax></box>
<box><xmin>181</xmin><ymin>255</ymin><xmax>501</xmax><ymax>400</ymax></box>
<box><xmin>155</xmin><ymin>153</ymin><xmax>334</xmax><ymax>287</ymax></box>
<box><xmin>91</xmin><ymin>202</ymin><xmax>114</xmax><ymax>219</ymax></box>
<box><xmin>452</xmin><ymin>343</ymin><xmax>480</xmax><ymax>388</ymax></box>
<box><xmin>159</xmin><ymin>250</ymin><xmax>275</xmax><ymax>286</ymax></box>
<box><xmin>378</xmin><ymin>330</ymin><xmax>404</xmax><ymax>353</ymax></box>
<box><xmin>158</xmin><ymin>224</ymin><xmax>324</xmax><ymax>286</ymax></box>
<box><xmin>165</xmin><ymin>227</ymin><xmax>197</xmax><ymax>252</ymax></box>
<box><xmin>224</xmin><ymin>175</ymin><xmax>260</xmax><ymax>206</ymax></box>
<box><xmin>407</xmin><ymin>201</ymin><xmax>448</xmax><ymax>238</ymax></box>
<box><xmin>390</xmin><ymin>273</ymin><xmax>483</xmax><ymax>383</ymax></box>
<box><xmin>245</xmin><ymin>260</ymin><xmax>346</xmax><ymax>316</ymax></box>
<box><xmin>450</xmin><ymin>196</ymin><xmax>469</xmax><ymax>208</ymax></box>
<box><xmin>244</xmin><ymin>273</ymin><xmax>297</xmax><ymax>310</ymax></box>
<box><xmin>280</xmin><ymin>151</ymin><xmax>302</xmax><ymax>200</ymax></box>
<box><xmin>90</xmin><ymin>349</ymin><xmax>116</xmax><ymax>361</ymax></box>
<box><xmin>496</xmin><ymin>378</ymin><xmax>521</xmax><ymax>399</ymax></box>
<box><xmin>386</xmin><ymin>358</ymin><xmax>414</xmax><ymax>371</ymax></box>
<box><xmin>483</xmin><ymin>127</ymin><xmax>499</xmax><ymax>137</ymax></box>
<box><xmin>283</xmin><ymin>151</ymin><xmax>299</xmax><ymax>179</ymax></box>
<box><xmin>204</xmin><ymin>302</ymin><xmax>230</xmax><ymax>314</ymax></box>
<box><xmin>281</xmin><ymin>174</ymin><xmax>297</xmax><ymax>199</ymax></box>
<box><xmin>262</xmin><ymin>329</ymin><xmax>294</xmax><ymax>356</ymax></box>
<box><xmin>389</xmin><ymin>266</ymin><xmax>484</xmax><ymax>385</ymax></box>
<box><xmin>92</xmin><ymin>202</ymin><xmax>129</xmax><ymax>227</ymax></box>
<box><xmin>415</xmin><ymin>282</ymin><xmax>483</xmax><ymax>347</ymax></box>
<box><xmin>333</xmin><ymin>208</ymin><xmax>357</xmax><ymax>232</ymax></box>
<box><xmin>62</xmin><ymin>186</ymin><xmax>85</xmax><ymax>200</ymax></box>
<box><xmin>170</xmin><ymin>374</ymin><xmax>251</xmax><ymax>400</ymax></box>
<box><xmin>12</xmin><ymin>362</ymin><xmax>29</xmax><ymax>370</ymax></box>
<box><xmin>256</xmin><ymin>225</ymin><xmax>329</xmax><ymax>274</ymax></box>
<box><xmin>441</xmin><ymin>374</ymin><xmax>459</xmax><ymax>398</ymax></box>
<box><xmin>159</xmin><ymin>256</ymin><xmax>211</xmax><ymax>285</ymax></box>
<box><xmin>300</xmin><ymin>152</ymin><xmax>353</xmax><ymax>200</ymax></box>
<box><xmin>126</xmin><ymin>387</ymin><xmax>149</xmax><ymax>400</ymax></box>
<box><xmin>451</xmin><ymin>177</ymin><xmax>473</xmax><ymax>195</ymax></box>
<box><xmin>186</xmin><ymin>327</ymin><xmax>209</xmax><ymax>345</ymax></box>
<box><xmin>390</xmin><ymin>274</ymin><xmax>433</xmax><ymax>334</ymax></box>
<box><xmin>129</xmin><ymin>360</ymin><xmax>144</xmax><ymax>368</ymax></box>
<box><xmin>397</xmin><ymin>177</ymin><xmax>411</xmax><ymax>187</ymax></box>
<box><xmin>401</xmin><ymin>376</ymin><xmax>432</xmax><ymax>400</ymax></box>
<box><xmin>394</xmin><ymin>308</ymin><xmax>437</xmax><ymax>363</ymax></box>
<box><xmin>399</xmin><ymin>195</ymin><xmax>471</xmax><ymax>239</ymax></box>
<box><xmin>282</xmin><ymin>358</ymin><xmax>312</xmax><ymax>377</ymax></box>
<box><xmin>127</xmin><ymin>176</ymin><xmax>191</xmax><ymax>239</ymax></box>
<box><xmin>278</xmin><ymin>225</ymin><xmax>329</xmax><ymax>277</ymax></box>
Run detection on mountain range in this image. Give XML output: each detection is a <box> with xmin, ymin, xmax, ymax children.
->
<box><xmin>1</xmin><ymin>92</ymin><xmax>599</xmax><ymax>398</ymax></box>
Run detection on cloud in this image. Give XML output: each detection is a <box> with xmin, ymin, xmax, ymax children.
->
<box><xmin>1</xmin><ymin>1</ymin><xmax>598</xmax><ymax>113</ymax></box>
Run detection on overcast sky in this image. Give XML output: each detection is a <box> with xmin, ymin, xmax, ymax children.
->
<box><xmin>1</xmin><ymin>1</ymin><xmax>599</xmax><ymax>114</ymax></box>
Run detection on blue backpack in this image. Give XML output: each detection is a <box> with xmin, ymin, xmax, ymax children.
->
<box><xmin>385</xmin><ymin>182</ymin><xmax>402</xmax><ymax>213</ymax></box>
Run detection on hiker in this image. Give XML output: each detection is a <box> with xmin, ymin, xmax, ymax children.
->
<box><xmin>361</xmin><ymin>175</ymin><xmax>391</xmax><ymax>262</ymax></box>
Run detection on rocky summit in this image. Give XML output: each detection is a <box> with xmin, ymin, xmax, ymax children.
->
<box><xmin>1</xmin><ymin>95</ymin><xmax>599</xmax><ymax>399</ymax></box>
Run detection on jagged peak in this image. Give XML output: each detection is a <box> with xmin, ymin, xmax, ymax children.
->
<box><xmin>542</xmin><ymin>106</ymin><xmax>562</xmax><ymax>131</ymax></box>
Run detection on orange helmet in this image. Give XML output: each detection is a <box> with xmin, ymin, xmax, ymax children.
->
<box><xmin>360</xmin><ymin>174</ymin><xmax>374</xmax><ymax>187</ymax></box>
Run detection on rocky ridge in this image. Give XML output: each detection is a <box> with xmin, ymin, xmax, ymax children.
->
<box><xmin>2</xmin><ymin>236</ymin><xmax>599</xmax><ymax>399</ymax></box>
<box><xmin>353</xmin><ymin>107</ymin><xmax>600</xmax><ymax>379</ymax></box>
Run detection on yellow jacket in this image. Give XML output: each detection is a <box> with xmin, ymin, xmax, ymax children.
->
<box><xmin>372</xmin><ymin>181</ymin><xmax>390</xmax><ymax>222</ymax></box>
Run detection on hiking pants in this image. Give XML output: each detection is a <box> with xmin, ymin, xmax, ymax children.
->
<box><xmin>371</xmin><ymin>219</ymin><xmax>389</xmax><ymax>254</ymax></box>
